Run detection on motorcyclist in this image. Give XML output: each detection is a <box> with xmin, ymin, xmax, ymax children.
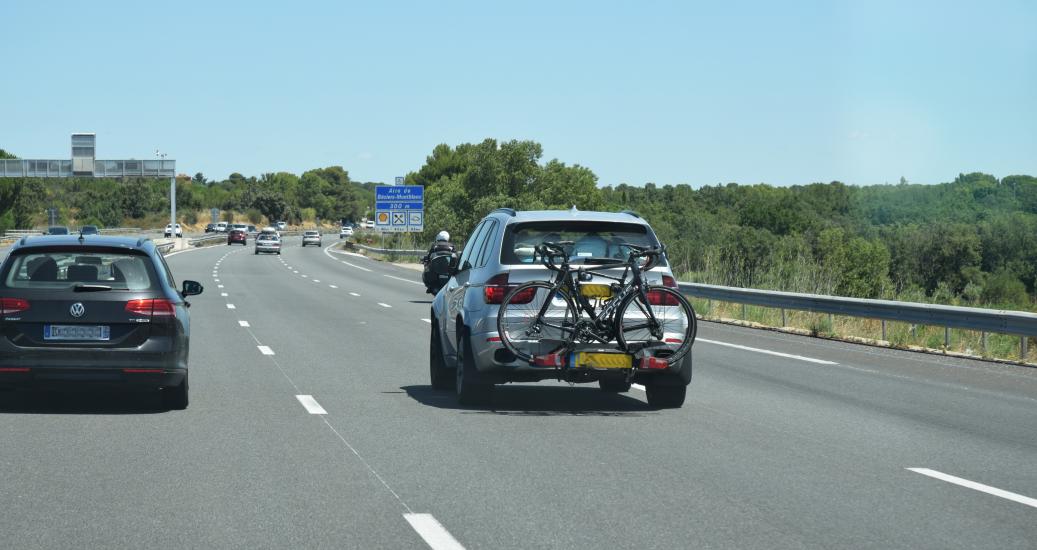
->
<box><xmin>422</xmin><ymin>231</ymin><xmax>456</xmax><ymax>294</ymax></box>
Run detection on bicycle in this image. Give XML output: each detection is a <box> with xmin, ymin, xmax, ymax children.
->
<box><xmin>496</xmin><ymin>241</ymin><xmax>696</xmax><ymax>366</ymax></box>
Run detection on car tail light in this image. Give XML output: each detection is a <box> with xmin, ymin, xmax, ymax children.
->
<box><xmin>0</xmin><ymin>298</ymin><xmax>30</xmax><ymax>315</ymax></box>
<box><xmin>647</xmin><ymin>275</ymin><xmax>680</xmax><ymax>306</ymax></box>
<box><xmin>638</xmin><ymin>357</ymin><xmax>669</xmax><ymax>370</ymax></box>
<box><xmin>533</xmin><ymin>353</ymin><xmax>566</xmax><ymax>367</ymax></box>
<box><xmin>484</xmin><ymin>274</ymin><xmax>535</xmax><ymax>305</ymax></box>
<box><xmin>125</xmin><ymin>298</ymin><xmax>176</xmax><ymax>317</ymax></box>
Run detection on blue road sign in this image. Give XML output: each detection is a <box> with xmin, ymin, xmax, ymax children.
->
<box><xmin>376</xmin><ymin>202</ymin><xmax>421</xmax><ymax>210</ymax></box>
<box><xmin>376</xmin><ymin>185</ymin><xmax>423</xmax><ymax>202</ymax></box>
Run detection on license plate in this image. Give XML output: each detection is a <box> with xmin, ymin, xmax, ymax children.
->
<box><xmin>574</xmin><ymin>352</ymin><xmax>632</xmax><ymax>369</ymax></box>
<box><xmin>44</xmin><ymin>325</ymin><xmax>111</xmax><ymax>341</ymax></box>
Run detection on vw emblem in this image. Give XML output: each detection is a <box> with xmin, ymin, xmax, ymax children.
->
<box><xmin>69</xmin><ymin>302</ymin><xmax>86</xmax><ymax>318</ymax></box>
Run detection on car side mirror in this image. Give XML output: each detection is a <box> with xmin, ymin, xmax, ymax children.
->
<box><xmin>182</xmin><ymin>280</ymin><xmax>204</xmax><ymax>296</ymax></box>
<box><xmin>428</xmin><ymin>253</ymin><xmax>456</xmax><ymax>276</ymax></box>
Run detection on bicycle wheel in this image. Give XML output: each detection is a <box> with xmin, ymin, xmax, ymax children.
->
<box><xmin>616</xmin><ymin>286</ymin><xmax>696</xmax><ymax>364</ymax></box>
<box><xmin>498</xmin><ymin>282</ymin><xmax>578</xmax><ymax>363</ymax></box>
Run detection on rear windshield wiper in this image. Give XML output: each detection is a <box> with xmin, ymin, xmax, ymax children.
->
<box><xmin>73</xmin><ymin>284</ymin><xmax>113</xmax><ymax>292</ymax></box>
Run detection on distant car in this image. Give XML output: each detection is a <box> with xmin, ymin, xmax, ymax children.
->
<box><xmin>79</xmin><ymin>225</ymin><xmax>100</xmax><ymax>235</ymax></box>
<box><xmin>164</xmin><ymin>223</ymin><xmax>183</xmax><ymax>238</ymax></box>
<box><xmin>255</xmin><ymin>232</ymin><xmax>281</xmax><ymax>255</ymax></box>
<box><xmin>339</xmin><ymin>226</ymin><xmax>353</xmax><ymax>238</ymax></box>
<box><xmin>231</xmin><ymin>223</ymin><xmax>248</xmax><ymax>233</ymax></box>
<box><xmin>301</xmin><ymin>231</ymin><xmax>322</xmax><ymax>247</ymax></box>
<box><xmin>0</xmin><ymin>234</ymin><xmax>203</xmax><ymax>409</ymax></box>
<box><xmin>47</xmin><ymin>226</ymin><xmax>69</xmax><ymax>236</ymax></box>
<box><xmin>227</xmin><ymin>229</ymin><xmax>247</xmax><ymax>246</ymax></box>
<box><xmin>204</xmin><ymin>223</ymin><xmax>216</xmax><ymax>233</ymax></box>
<box><xmin>275</xmin><ymin>221</ymin><xmax>287</xmax><ymax>231</ymax></box>
<box><xmin>215</xmin><ymin>222</ymin><xmax>228</xmax><ymax>233</ymax></box>
<box><xmin>247</xmin><ymin>225</ymin><xmax>257</xmax><ymax>234</ymax></box>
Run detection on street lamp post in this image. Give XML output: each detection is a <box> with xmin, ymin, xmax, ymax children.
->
<box><xmin>156</xmin><ymin>150</ymin><xmax>175</xmax><ymax>239</ymax></box>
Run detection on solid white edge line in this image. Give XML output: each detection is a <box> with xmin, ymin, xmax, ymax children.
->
<box><xmin>384</xmin><ymin>274</ymin><xmax>423</xmax><ymax>285</ymax></box>
<box><xmin>697</xmin><ymin>338</ymin><xmax>837</xmax><ymax>365</ymax></box>
<box><xmin>238</xmin><ymin>320</ymin><xmax>250</xmax><ymax>327</ymax></box>
<box><xmin>296</xmin><ymin>395</ymin><xmax>328</xmax><ymax>415</ymax></box>
<box><xmin>907</xmin><ymin>468</ymin><xmax>1037</xmax><ymax>509</ymax></box>
<box><xmin>257</xmin><ymin>345</ymin><xmax>275</xmax><ymax>356</ymax></box>
<box><xmin>378</xmin><ymin>302</ymin><xmax>392</xmax><ymax>308</ymax></box>
<box><xmin>403</xmin><ymin>513</ymin><xmax>466</xmax><ymax>550</ymax></box>
<box><xmin>226</xmin><ymin>304</ymin><xmax>236</xmax><ymax>309</ymax></box>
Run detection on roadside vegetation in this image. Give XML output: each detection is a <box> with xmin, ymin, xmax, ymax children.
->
<box><xmin>2</xmin><ymin>140</ymin><xmax>1036</xmax><ymax>322</ymax></box>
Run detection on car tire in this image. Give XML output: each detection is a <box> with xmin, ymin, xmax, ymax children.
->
<box><xmin>162</xmin><ymin>373</ymin><xmax>189</xmax><ymax>410</ymax></box>
<box><xmin>599</xmin><ymin>378</ymin><xmax>632</xmax><ymax>393</ymax></box>
<box><xmin>645</xmin><ymin>382</ymin><xmax>686</xmax><ymax>409</ymax></box>
<box><xmin>254</xmin><ymin>250</ymin><xmax>258</xmax><ymax>255</ymax></box>
<box><xmin>456</xmin><ymin>330</ymin><xmax>491</xmax><ymax>405</ymax></box>
<box><xmin>429</xmin><ymin>322</ymin><xmax>455</xmax><ymax>391</ymax></box>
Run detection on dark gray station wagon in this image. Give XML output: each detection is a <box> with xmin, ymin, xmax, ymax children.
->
<box><xmin>0</xmin><ymin>235</ymin><xmax>202</xmax><ymax>409</ymax></box>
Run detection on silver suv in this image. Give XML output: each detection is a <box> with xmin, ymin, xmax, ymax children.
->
<box><xmin>429</xmin><ymin>208</ymin><xmax>692</xmax><ymax>408</ymax></box>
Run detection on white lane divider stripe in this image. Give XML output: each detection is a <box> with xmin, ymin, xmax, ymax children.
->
<box><xmin>226</xmin><ymin>304</ymin><xmax>236</xmax><ymax>309</ymax></box>
<box><xmin>217</xmin><ymin>284</ymin><xmax>224</xmax><ymax>288</ymax></box>
<box><xmin>329</xmin><ymin>285</ymin><xmax>338</xmax><ymax>289</ymax></box>
<box><xmin>697</xmin><ymin>338</ymin><xmax>837</xmax><ymax>365</ymax></box>
<box><xmin>384</xmin><ymin>274</ymin><xmax>423</xmax><ymax>286</ymax></box>
<box><xmin>349</xmin><ymin>292</ymin><xmax>360</xmax><ymax>297</ymax></box>
<box><xmin>238</xmin><ymin>320</ymin><xmax>250</xmax><ymax>327</ymax></box>
<box><xmin>907</xmin><ymin>468</ymin><xmax>1037</xmax><ymax>509</ymax></box>
<box><xmin>421</xmin><ymin>318</ymin><xmax>432</xmax><ymax>324</ymax></box>
<box><xmin>257</xmin><ymin>345</ymin><xmax>275</xmax><ymax>356</ymax></box>
<box><xmin>404</xmin><ymin>513</ymin><xmax>466</xmax><ymax>550</ymax></box>
<box><xmin>313</xmin><ymin>279</ymin><xmax>320</xmax><ymax>283</ymax></box>
<box><xmin>631</xmin><ymin>384</ymin><xmax>646</xmax><ymax>392</ymax></box>
<box><xmin>301</xmin><ymin>274</ymin><xmax>308</xmax><ymax>278</ymax></box>
<box><xmin>296</xmin><ymin>395</ymin><xmax>327</xmax><ymax>415</ymax></box>
<box><xmin>215</xmin><ymin>279</ymin><xmax>220</xmax><ymax>283</ymax></box>
<box><xmin>378</xmin><ymin>302</ymin><xmax>392</xmax><ymax>308</ymax></box>
<box><xmin>220</xmin><ymin>292</ymin><xmax>228</xmax><ymax>297</ymax></box>
<box><xmin>341</xmin><ymin>260</ymin><xmax>372</xmax><ymax>272</ymax></box>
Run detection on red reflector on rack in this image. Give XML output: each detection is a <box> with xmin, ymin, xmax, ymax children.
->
<box><xmin>637</xmin><ymin>357</ymin><xmax>669</xmax><ymax>370</ymax></box>
<box><xmin>0</xmin><ymin>367</ymin><xmax>30</xmax><ymax>373</ymax></box>
<box><xmin>122</xmin><ymin>369</ymin><xmax>163</xmax><ymax>374</ymax></box>
<box><xmin>485</xmin><ymin>336</ymin><xmax>501</xmax><ymax>343</ymax></box>
<box><xmin>664</xmin><ymin>338</ymin><xmax>682</xmax><ymax>343</ymax></box>
<box><xmin>533</xmin><ymin>353</ymin><xmax>566</xmax><ymax>367</ymax></box>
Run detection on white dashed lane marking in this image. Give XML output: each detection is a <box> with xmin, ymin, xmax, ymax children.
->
<box><xmin>238</xmin><ymin>320</ymin><xmax>250</xmax><ymax>327</ymax></box>
<box><xmin>226</xmin><ymin>304</ymin><xmax>236</xmax><ymax>309</ymax></box>
<box><xmin>378</xmin><ymin>303</ymin><xmax>392</xmax><ymax>308</ymax></box>
<box><xmin>384</xmin><ymin>274</ymin><xmax>423</xmax><ymax>286</ymax></box>
<box><xmin>296</xmin><ymin>395</ymin><xmax>328</xmax><ymax>415</ymax></box>
<box><xmin>329</xmin><ymin>285</ymin><xmax>338</xmax><ymax>289</ymax></box>
<box><xmin>404</xmin><ymin>513</ymin><xmax>466</xmax><ymax>550</ymax></box>
<box><xmin>258</xmin><ymin>345</ymin><xmax>275</xmax><ymax>356</ymax></box>
<box><xmin>421</xmin><ymin>319</ymin><xmax>432</xmax><ymax>324</ymax></box>
<box><xmin>907</xmin><ymin>468</ymin><xmax>1037</xmax><ymax>509</ymax></box>
<box><xmin>221</xmin><ymin>292</ymin><xmax>228</xmax><ymax>297</ymax></box>
<box><xmin>349</xmin><ymin>292</ymin><xmax>360</xmax><ymax>297</ymax></box>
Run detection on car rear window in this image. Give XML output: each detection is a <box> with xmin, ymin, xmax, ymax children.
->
<box><xmin>258</xmin><ymin>233</ymin><xmax>279</xmax><ymax>241</ymax></box>
<box><xmin>304</xmin><ymin>231</ymin><xmax>319</xmax><ymax>236</ymax></box>
<box><xmin>501</xmin><ymin>221</ymin><xmax>663</xmax><ymax>266</ymax></box>
<box><xmin>1</xmin><ymin>250</ymin><xmax>158</xmax><ymax>290</ymax></box>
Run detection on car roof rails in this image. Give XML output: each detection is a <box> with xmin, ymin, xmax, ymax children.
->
<box><xmin>492</xmin><ymin>207</ymin><xmax>516</xmax><ymax>217</ymax></box>
<box><xmin>620</xmin><ymin>209</ymin><xmax>641</xmax><ymax>219</ymax></box>
<box><xmin>136</xmin><ymin>237</ymin><xmax>148</xmax><ymax>248</ymax></box>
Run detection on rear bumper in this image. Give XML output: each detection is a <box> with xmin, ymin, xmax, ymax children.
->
<box><xmin>0</xmin><ymin>367</ymin><xmax>185</xmax><ymax>389</ymax></box>
<box><xmin>469</xmin><ymin>329</ymin><xmax>692</xmax><ymax>385</ymax></box>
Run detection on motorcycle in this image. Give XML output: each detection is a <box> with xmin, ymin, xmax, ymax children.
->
<box><xmin>422</xmin><ymin>251</ymin><xmax>454</xmax><ymax>295</ymax></box>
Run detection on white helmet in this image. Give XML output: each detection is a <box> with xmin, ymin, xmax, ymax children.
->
<box><xmin>436</xmin><ymin>231</ymin><xmax>450</xmax><ymax>242</ymax></box>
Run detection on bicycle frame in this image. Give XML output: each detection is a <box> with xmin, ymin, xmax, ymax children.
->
<box><xmin>528</xmin><ymin>248</ymin><xmax>661</xmax><ymax>346</ymax></box>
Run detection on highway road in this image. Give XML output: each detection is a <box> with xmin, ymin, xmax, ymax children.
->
<box><xmin>2</xmin><ymin>237</ymin><xmax>1036</xmax><ymax>549</ymax></box>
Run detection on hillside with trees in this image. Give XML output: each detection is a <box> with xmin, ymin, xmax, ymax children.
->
<box><xmin>1</xmin><ymin>140</ymin><xmax>1035</xmax><ymax>312</ymax></box>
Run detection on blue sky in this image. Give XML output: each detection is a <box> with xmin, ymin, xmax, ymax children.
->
<box><xmin>1</xmin><ymin>0</ymin><xmax>1034</xmax><ymax>187</ymax></box>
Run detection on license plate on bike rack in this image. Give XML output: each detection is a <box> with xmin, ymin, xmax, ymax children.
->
<box><xmin>572</xmin><ymin>352</ymin><xmax>633</xmax><ymax>369</ymax></box>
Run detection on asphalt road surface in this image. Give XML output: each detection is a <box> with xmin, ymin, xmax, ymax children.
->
<box><xmin>2</xmin><ymin>238</ymin><xmax>1035</xmax><ymax>549</ymax></box>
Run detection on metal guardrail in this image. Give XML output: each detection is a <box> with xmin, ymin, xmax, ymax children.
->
<box><xmin>353</xmin><ymin>243</ymin><xmax>425</xmax><ymax>257</ymax></box>
<box><xmin>155</xmin><ymin>241</ymin><xmax>175</xmax><ymax>254</ymax></box>
<box><xmin>189</xmin><ymin>234</ymin><xmax>225</xmax><ymax>246</ymax></box>
<box><xmin>678</xmin><ymin>282</ymin><xmax>1037</xmax><ymax>358</ymax></box>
